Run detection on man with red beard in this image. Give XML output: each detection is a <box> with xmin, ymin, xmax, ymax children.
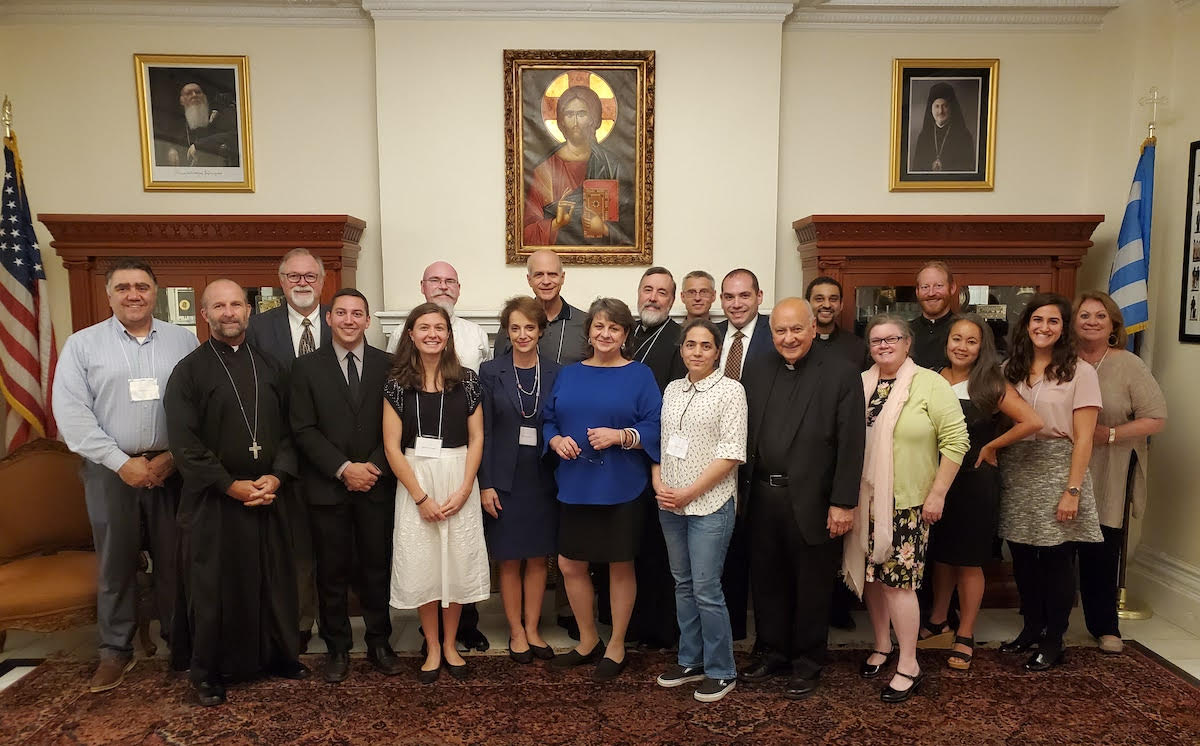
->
<box><xmin>910</xmin><ymin>261</ymin><xmax>958</xmax><ymax>370</ymax></box>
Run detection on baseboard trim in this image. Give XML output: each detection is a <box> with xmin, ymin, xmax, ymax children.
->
<box><xmin>1126</xmin><ymin>546</ymin><xmax>1200</xmax><ymax>637</ymax></box>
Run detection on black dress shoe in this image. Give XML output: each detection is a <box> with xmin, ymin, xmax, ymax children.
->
<box><xmin>549</xmin><ymin>640</ymin><xmax>605</xmax><ymax>670</ymax></box>
<box><xmin>322</xmin><ymin>651</ymin><xmax>350</xmax><ymax>683</ymax></box>
<box><xmin>784</xmin><ymin>675</ymin><xmax>820</xmax><ymax>700</ymax></box>
<box><xmin>270</xmin><ymin>660</ymin><xmax>310</xmax><ymax>680</ymax></box>
<box><xmin>557</xmin><ymin>614</ymin><xmax>581</xmax><ymax>641</ymax></box>
<box><xmin>1023</xmin><ymin>649</ymin><xmax>1064</xmax><ymax>672</ymax></box>
<box><xmin>592</xmin><ymin>655</ymin><xmax>628</xmax><ymax>682</ymax></box>
<box><xmin>298</xmin><ymin>630</ymin><xmax>312</xmax><ymax>655</ymax></box>
<box><xmin>859</xmin><ymin>649</ymin><xmax>897</xmax><ymax>679</ymax></box>
<box><xmin>529</xmin><ymin>642</ymin><xmax>555</xmax><ymax>661</ymax></box>
<box><xmin>194</xmin><ymin>680</ymin><xmax>226</xmax><ymax>707</ymax></box>
<box><xmin>739</xmin><ymin>657</ymin><xmax>789</xmax><ymax>684</ymax></box>
<box><xmin>999</xmin><ymin>633</ymin><xmax>1041</xmax><ymax>655</ymax></box>
<box><xmin>880</xmin><ymin>669</ymin><xmax>925</xmax><ymax>703</ymax></box>
<box><xmin>459</xmin><ymin>627</ymin><xmax>490</xmax><ymax>652</ymax></box>
<box><xmin>417</xmin><ymin>665</ymin><xmax>440</xmax><ymax>684</ymax></box>
<box><xmin>366</xmin><ymin>645</ymin><xmax>405</xmax><ymax>676</ymax></box>
<box><xmin>445</xmin><ymin>660</ymin><xmax>470</xmax><ymax>681</ymax></box>
<box><xmin>509</xmin><ymin>638</ymin><xmax>534</xmax><ymax>665</ymax></box>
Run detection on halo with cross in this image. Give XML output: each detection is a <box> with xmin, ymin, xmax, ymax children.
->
<box><xmin>541</xmin><ymin>70</ymin><xmax>617</xmax><ymax>144</ymax></box>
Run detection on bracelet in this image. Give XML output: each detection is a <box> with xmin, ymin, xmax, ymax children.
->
<box><xmin>414</xmin><ymin>494</ymin><xmax>429</xmax><ymax>506</ymax></box>
<box><xmin>1108</xmin><ymin>427</ymin><xmax>1116</xmax><ymax>444</ymax></box>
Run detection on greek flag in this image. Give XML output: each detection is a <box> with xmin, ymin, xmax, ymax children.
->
<box><xmin>1109</xmin><ymin>142</ymin><xmax>1154</xmax><ymax>342</ymax></box>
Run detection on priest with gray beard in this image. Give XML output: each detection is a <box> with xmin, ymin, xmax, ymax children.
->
<box><xmin>164</xmin><ymin>81</ymin><xmax>239</xmax><ymax>168</ymax></box>
<box><xmin>628</xmin><ymin>266</ymin><xmax>686</xmax><ymax>392</ymax></box>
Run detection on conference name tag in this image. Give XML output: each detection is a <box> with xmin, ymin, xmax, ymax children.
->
<box><xmin>414</xmin><ymin>436</ymin><xmax>443</xmax><ymax>458</ymax></box>
<box><xmin>129</xmin><ymin>377</ymin><xmax>160</xmax><ymax>402</ymax></box>
<box><xmin>666</xmin><ymin>432</ymin><xmax>690</xmax><ymax>460</ymax></box>
<box><xmin>519</xmin><ymin>426</ymin><xmax>538</xmax><ymax>447</ymax></box>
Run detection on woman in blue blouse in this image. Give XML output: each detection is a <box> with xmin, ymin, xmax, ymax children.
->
<box><xmin>544</xmin><ymin>297</ymin><xmax>662</xmax><ymax>682</ymax></box>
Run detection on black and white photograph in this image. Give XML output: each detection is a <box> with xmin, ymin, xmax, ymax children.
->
<box><xmin>1181</xmin><ymin>140</ymin><xmax>1200</xmax><ymax>341</ymax></box>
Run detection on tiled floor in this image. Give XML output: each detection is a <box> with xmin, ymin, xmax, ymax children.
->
<box><xmin>3</xmin><ymin>595</ymin><xmax>1198</xmax><ymax>691</ymax></box>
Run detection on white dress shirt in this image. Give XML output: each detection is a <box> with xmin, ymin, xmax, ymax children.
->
<box><xmin>719</xmin><ymin>313</ymin><xmax>758</xmax><ymax>380</ymax></box>
<box><xmin>287</xmin><ymin>304</ymin><xmax>323</xmax><ymax>357</ymax></box>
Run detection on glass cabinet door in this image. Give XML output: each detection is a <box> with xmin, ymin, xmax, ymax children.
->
<box><xmin>854</xmin><ymin>283</ymin><xmax>1041</xmax><ymax>350</ymax></box>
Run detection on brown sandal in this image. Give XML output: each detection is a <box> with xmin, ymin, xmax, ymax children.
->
<box><xmin>947</xmin><ymin>635</ymin><xmax>974</xmax><ymax>670</ymax></box>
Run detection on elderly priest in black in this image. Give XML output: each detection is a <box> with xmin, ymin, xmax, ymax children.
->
<box><xmin>290</xmin><ymin>288</ymin><xmax>402</xmax><ymax>683</ymax></box>
<box><xmin>165</xmin><ymin>279</ymin><xmax>306</xmax><ymax>707</ymax></box>
<box><xmin>738</xmin><ymin>298</ymin><xmax>864</xmax><ymax>700</ymax></box>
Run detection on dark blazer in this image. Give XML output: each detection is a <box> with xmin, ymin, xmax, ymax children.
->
<box><xmin>289</xmin><ymin>343</ymin><xmax>395</xmax><ymax>505</ymax></box>
<box><xmin>477</xmin><ymin>353</ymin><xmax>561</xmax><ymax>494</ymax></box>
<box><xmin>246</xmin><ymin>303</ymin><xmax>332</xmax><ymax>370</ymax></box>
<box><xmin>717</xmin><ymin>312</ymin><xmax>773</xmax><ymax>378</ymax></box>
<box><xmin>740</xmin><ymin>349</ymin><xmax>866</xmax><ymax>545</ymax></box>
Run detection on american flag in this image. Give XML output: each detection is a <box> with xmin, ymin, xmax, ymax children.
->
<box><xmin>1</xmin><ymin>132</ymin><xmax>57</xmax><ymax>450</ymax></box>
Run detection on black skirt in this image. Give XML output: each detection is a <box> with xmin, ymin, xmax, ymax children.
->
<box><xmin>558</xmin><ymin>498</ymin><xmax>644</xmax><ymax>563</ymax></box>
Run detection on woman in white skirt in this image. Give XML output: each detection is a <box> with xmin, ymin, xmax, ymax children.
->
<box><xmin>383</xmin><ymin>302</ymin><xmax>489</xmax><ymax>684</ymax></box>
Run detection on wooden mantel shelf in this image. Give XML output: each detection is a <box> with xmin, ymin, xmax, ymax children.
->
<box><xmin>40</xmin><ymin>214</ymin><xmax>365</xmax><ymax>336</ymax></box>
<box><xmin>793</xmin><ymin>214</ymin><xmax>1103</xmax><ymax>251</ymax></box>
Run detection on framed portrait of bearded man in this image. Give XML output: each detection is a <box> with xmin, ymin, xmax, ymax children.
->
<box><xmin>504</xmin><ymin>49</ymin><xmax>654</xmax><ymax>265</ymax></box>
<box><xmin>890</xmin><ymin>58</ymin><xmax>998</xmax><ymax>191</ymax></box>
<box><xmin>134</xmin><ymin>54</ymin><xmax>254</xmax><ymax>192</ymax></box>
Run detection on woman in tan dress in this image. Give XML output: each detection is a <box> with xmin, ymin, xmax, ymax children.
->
<box><xmin>1072</xmin><ymin>292</ymin><xmax>1167</xmax><ymax>655</ymax></box>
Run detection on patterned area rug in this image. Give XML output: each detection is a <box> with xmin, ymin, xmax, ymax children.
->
<box><xmin>2</xmin><ymin>646</ymin><xmax>1197</xmax><ymax>745</ymax></box>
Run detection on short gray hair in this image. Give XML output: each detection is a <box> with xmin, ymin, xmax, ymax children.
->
<box><xmin>864</xmin><ymin>313</ymin><xmax>912</xmax><ymax>340</ymax></box>
<box><xmin>278</xmin><ymin>247</ymin><xmax>325</xmax><ymax>277</ymax></box>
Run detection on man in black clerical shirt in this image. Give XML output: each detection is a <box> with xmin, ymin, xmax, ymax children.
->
<box><xmin>739</xmin><ymin>298</ymin><xmax>864</xmax><ymax>700</ymax></box>
<box><xmin>290</xmin><ymin>289</ymin><xmax>402</xmax><ymax>683</ymax></box>
<box><xmin>627</xmin><ymin>266</ymin><xmax>683</xmax><ymax>650</ymax></box>
<box><xmin>165</xmin><ymin>279</ymin><xmax>306</xmax><ymax>707</ymax></box>
<box><xmin>910</xmin><ymin>261</ymin><xmax>958</xmax><ymax>369</ymax></box>
<box><xmin>806</xmin><ymin>276</ymin><xmax>869</xmax><ymax>372</ymax></box>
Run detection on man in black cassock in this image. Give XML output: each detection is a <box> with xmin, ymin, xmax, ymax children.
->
<box><xmin>626</xmin><ymin>267</ymin><xmax>685</xmax><ymax>649</ymax></box>
<box><xmin>165</xmin><ymin>279</ymin><xmax>307</xmax><ymax>707</ymax></box>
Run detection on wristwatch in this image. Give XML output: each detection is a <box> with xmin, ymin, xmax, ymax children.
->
<box><xmin>1067</xmin><ymin>486</ymin><xmax>1081</xmax><ymax>497</ymax></box>
<box><xmin>1108</xmin><ymin>427</ymin><xmax>1117</xmax><ymax>444</ymax></box>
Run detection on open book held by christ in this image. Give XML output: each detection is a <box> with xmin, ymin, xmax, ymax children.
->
<box><xmin>582</xmin><ymin>179</ymin><xmax>619</xmax><ymax>238</ymax></box>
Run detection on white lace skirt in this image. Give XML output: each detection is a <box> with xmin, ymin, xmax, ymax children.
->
<box><xmin>389</xmin><ymin>446</ymin><xmax>491</xmax><ymax>609</ymax></box>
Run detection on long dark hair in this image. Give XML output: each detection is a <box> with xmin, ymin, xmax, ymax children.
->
<box><xmin>1005</xmin><ymin>293</ymin><xmax>1078</xmax><ymax>385</ymax></box>
<box><xmin>948</xmin><ymin>314</ymin><xmax>1006</xmax><ymax>414</ymax></box>
<box><xmin>388</xmin><ymin>302</ymin><xmax>465</xmax><ymax>390</ymax></box>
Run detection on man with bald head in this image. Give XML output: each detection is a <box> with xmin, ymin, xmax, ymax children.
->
<box><xmin>389</xmin><ymin>261</ymin><xmax>492</xmax><ymax>372</ymax></box>
<box><xmin>165</xmin><ymin>279</ymin><xmax>306</xmax><ymax>706</ymax></box>
<box><xmin>738</xmin><ymin>298</ymin><xmax>865</xmax><ymax>700</ymax></box>
<box><xmin>494</xmin><ymin>249</ymin><xmax>588</xmax><ymax>364</ymax></box>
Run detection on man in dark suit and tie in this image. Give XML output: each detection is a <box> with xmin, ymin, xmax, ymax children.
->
<box><xmin>289</xmin><ymin>288</ymin><xmax>402</xmax><ymax>682</ymax></box>
<box><xmin>738</xmin><ymin>298</ymin><xmax>864</xmax><ymax>699</ymax></box>
<box><xmin>715</xmin><ymin>267</ymin><xmax>772</xmax><ymax>643</ymax></box>
<box><xmin>246</xmin><ymin>247</ymin><xmax>332</xmax><ymax>652</ymax></box>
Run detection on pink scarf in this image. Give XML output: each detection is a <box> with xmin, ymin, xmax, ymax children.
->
<box><xmin>843</xmin><ymin>357</ymin><xmax>919</xmax><ymax>599</ymax></box>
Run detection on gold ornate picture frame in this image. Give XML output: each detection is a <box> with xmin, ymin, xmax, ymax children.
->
<box><xmin>504</xmin><ymin>49</ymin><xmax>654</xmax><ymax>265</ymax></box>
<box><xmin>890</xmin><ymin>58</ymin><xmax>998</xmax><ymax>192</ymax></box>
<box><xmin>134</xmin><ymin>54</ymin><xmax>254</xmax><ymax>192</ymax></box>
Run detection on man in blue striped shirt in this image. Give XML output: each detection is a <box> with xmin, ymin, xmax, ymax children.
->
<box><xmin>52</xmin><ymin>257</ymin><xmax>198</xmax><ymax>694</ymax></box>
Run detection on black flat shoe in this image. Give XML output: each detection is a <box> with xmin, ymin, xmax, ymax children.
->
<box><xmin>270</xmin><ymin>660</ymin><xmax>310</xmax><ymax>680</ymax></box>
<box><xmin>592</xmin><ymin>655</ymin><xmax>627</xmax><ymax>682</ymax></box>
<box><xmin>739</xmin><ymin>657</ymin><xmax>789</xmax><ymax>684</ymax></box>
<box><xmin>783</xmin><ymin>675</ymin><xmax>820</xmax><ymax>700</ymax></box>
<box><xmin>880</xmin><ymin>669</ymin><xmax>925</xmax><ymax>703</ymax></box>
<box><xmin>194</xmin><ymin>680</ymin><xmax>226</xmax><ymax>707</ymax></box>
<box><xmin>529</xmin><ymin>642</ymin><xmax>555</xmax><ymax>661</ymax></box>
<box><xmin>1023</xmin><ymin>649</ymin><xmax>1064</xmax><ymax>672</ymax></box>
<box><xmin>859</xmin><ymin>649</ymin><xmax>897</xmax><ymax>679</ymax></box>
<box><xmin>445</xmin><ymin>660</ymin><xmax>470</xmax><ymax>680</ymax></box>
<box><xmin>509</xmin><ymin>638</ymin><xmax>534</xmax><ymax>665</ymax></box>
<box><xmin>999</xmin><ymin>631</ymin><xmax>1041</xmax><ymax>655</ymax></box>
<box><xmin>417</xmin><ymin>665</ymin><xmax>440</xmax><ymax>684</ymax></box>
<box><xmin>322</xmin><ymin>651</ymin><xmax>350</xmax><ymax>683</ymax></box>
<box><xmin>367</xmin><ymin>645</ymin><xmax>405</xmax><ymax>676</ymax></box>
<box><xmin>549</xmin><ymin>640</ymin><xmax>605</xmax><ymax>670</ymax></box>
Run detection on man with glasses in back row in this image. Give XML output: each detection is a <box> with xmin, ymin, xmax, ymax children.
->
<box><xmin>246</xmin><ymin>248</ymin><xmax>332</xmax><ymax>653</ymax></box>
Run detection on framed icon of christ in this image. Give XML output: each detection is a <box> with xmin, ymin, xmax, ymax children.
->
<box><xmin>504</xmin><ymin>49</ymin><xmax>655</xmax><ymax>265</ymax></box>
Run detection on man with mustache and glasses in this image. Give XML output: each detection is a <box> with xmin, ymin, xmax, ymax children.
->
<box><xmin>246</xmin><ymin>247</ymin><xmax>332</xmax><ymax>654</ymax></box>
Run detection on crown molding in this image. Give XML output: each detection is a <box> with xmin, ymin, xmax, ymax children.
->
<box><xmin>785</xmin><ymin>0</ymin><xmax>1121</xmax><ymax>31</ymax></box>
<box><xmin>0</xmin><ymin>0</ymin><xmax>371</xmax><ymax>27</ymax></box>
<box><xmin>361</xmin><ymin>1</ymin><xmax>796</xmax><ymax>22</ymax></box>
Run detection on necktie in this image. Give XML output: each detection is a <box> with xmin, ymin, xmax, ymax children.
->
<box><xmin>724</xmin><ymin>329</ymin><xmax>745</xmax><ymax>381</ymax></box>
<box><xmin>299</xmin><ymin>318</ymin><xmax>316</xmax><ymax>356</ymax></box>
<box><xmin>346</xmin><ymin>351</ymin><xmax>360</xmax><ymax>401</ymax></box>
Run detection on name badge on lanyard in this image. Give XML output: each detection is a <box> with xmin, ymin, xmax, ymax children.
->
<box><xmin>414</xmin><ymin>436</ymin><xmax>443</xmax><ymax>458</ymax></box>
<box><xmin>666</xmin><ymin>432</ymin><xmax>690</xmax><ymax>460</ymax></box>
<box><xmin>519</xmin><ymin>426</ymin><xmax>538</xmax><ymax>447</ymax></box>
<box><xmin>129</xmin><ymin>377</ymin><xmax>160</xmax><ymax>402</ymax></box>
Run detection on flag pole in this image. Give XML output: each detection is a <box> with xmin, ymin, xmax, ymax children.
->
<box><xmin>2</xmin><ymin>96</ymin><xmax>11</xmax><ymax>140</ymax></box>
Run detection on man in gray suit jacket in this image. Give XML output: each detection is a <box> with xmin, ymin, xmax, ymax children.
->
<box><xmin>245</xmin><ymin>247</ymin><xmax>332</xmax><ymax>653</ymax></box>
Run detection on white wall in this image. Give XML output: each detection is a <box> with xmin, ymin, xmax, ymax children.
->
<box><xmin>0</xmin><ymin>22</ymin><xmax>385</xmax><ymax>345</ymax></box>
<box><xmin>373</xmin><ymin>19</ymin><xmax>783</xmax><ymax>316</ymax></box>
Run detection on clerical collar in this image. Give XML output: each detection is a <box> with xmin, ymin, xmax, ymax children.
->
<box><xmin>333</xmin><ymin>339</ymin><xmax>365</xmax><ymax>363</ymax></box>
<box><xmin>782</xmin><ymin>355</ymin><xmax>810</xmax><ymax>372</ymax></box>
<box><xmin>818</xmin><ymin>325</ymin><xmax>840</xmax><ymax>341</ymax></box>
<box><xmin>209</xmin><ymin>337</ymin><xmax>246</xmax><ymax>354</ymax></box>
<box><xmin>681</xmin><ymin>367</ymin><xmax>724</xmax><ymax>392</ymax></box>
<box><xmin>917</xmin><ymin>312</ymin><xmax>952</xmax><ymax>328</ymax></box>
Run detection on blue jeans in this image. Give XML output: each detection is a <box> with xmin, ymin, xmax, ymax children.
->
<box><xmin>658</xmin><ymin>499</ymin><xmax>736</xmax><ymax>680</ymax></box>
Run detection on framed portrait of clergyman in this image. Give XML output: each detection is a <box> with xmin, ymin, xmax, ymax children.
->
<box><xmin>504</xmin><ymin>49</ymin><xmax>654</xmax><ymax>265</ymax></box>
<box><xmin>890</xmin><ymin>58</ymin><xmax>998</xmax><ymax>191</ymax></box>
<box><xmin>134</xmin><ymin>54</ymin><xmax>254</xmax><ymax>192</ymax></box>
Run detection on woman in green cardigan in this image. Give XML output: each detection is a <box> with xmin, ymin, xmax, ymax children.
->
<box><xmin>844</xmin><ymin>313</ymin><xmax>969</xmax><ymax>704</ymax></box>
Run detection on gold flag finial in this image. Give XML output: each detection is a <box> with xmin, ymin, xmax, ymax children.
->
<box><xmin>2</xmin><ymin>96</ymin><xmax>12</xmax><ymax>140</ymax></box>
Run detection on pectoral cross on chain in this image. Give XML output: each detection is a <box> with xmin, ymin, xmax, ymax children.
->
<box><xmin>249</xmin><ymin>441</ymin><xmax>262</xmax><ymax>460</ymax></box>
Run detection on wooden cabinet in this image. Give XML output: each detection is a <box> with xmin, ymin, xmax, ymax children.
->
<box><xmin>40</xmin><ymin>214</ymin><xmax>364</xmax><ymax>341</ymax></box>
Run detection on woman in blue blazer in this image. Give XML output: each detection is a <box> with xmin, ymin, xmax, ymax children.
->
<box><xmin>479</xmin><ymin>295</ymin><xmax>562</xmax><ymax>664</ymax></box>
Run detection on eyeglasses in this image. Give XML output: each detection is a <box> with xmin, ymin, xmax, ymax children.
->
<box><xmin>423</xmin><ymin>277</ymin><xmax>460</xmax><ymax>287</ymax></box>
<box><xmin>281</xmin><ymin>272</ymin><xmax>320</xmax><ymax>284</ymax></box>
<box><xmin>869</xmin><ymin>335</ymin><xmax>906</xmax><ymax>347</ymax></box>
<box><xmin>682</xmin><ymin>289</ymin><xmax>714</xmax><ymax>299</ymax></box>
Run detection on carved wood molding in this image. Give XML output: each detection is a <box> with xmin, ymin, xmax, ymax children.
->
<box><xmin>39</xmin><ymin>214</ymin><xmax>365</xmax><ymax>249</ymax></box>
<box><xmin>794</xmin><ymin>214</ymin><xmax>1103</xmax><ymax>252</ymax></box>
